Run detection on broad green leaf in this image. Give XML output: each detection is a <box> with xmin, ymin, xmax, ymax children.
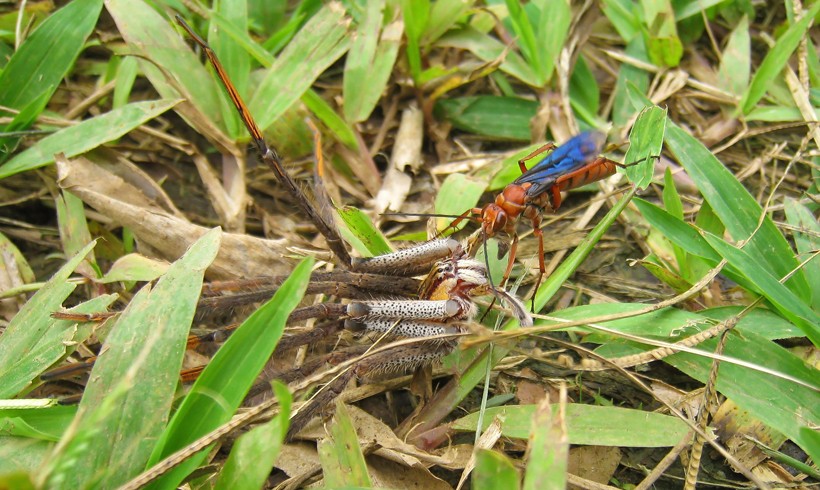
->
<box><xmin>532</xmin><ymin>0</ymin><xmax>571</xmax><ymax>87</ymax></box>
<box><xmin>145</xmin><ymin>257</ymin><xmax>313</xmax><ymax>490</ymax></box>
<box><xmin>44</xmin><ymin>229</ymin><xmax>221</xmax><ymax>489</ymax></box>
<box><xmin>783</xmin><ymin>198</ymin><xmax>820</xmax><ymax>310</ymax></box>
<box><xmin>642</xmin><ymin>0</ymin><xmax>682</xmax><ymax>67</ymax></box>
<box><xmin>569</xmin><ymin>56</ymin><xmax>602</xmax><ymax>128</ymax></box>
<box><xmin>0</xmin><ymin>0</ymin><xmax>103</xmax><ymax>152</ymax></box>
<box><xmin>0</xmin><ymin>99</ymin><xmax>181</xmax><ymax>179</ymax></box>
<box><xmin>99</xmin><ymin>254</ymin><xmax>170</xmax><ymax>284</ymax></box>
<box><xmin>0</xmin><ymin>241</ymin><xmax>98</xmax><ymax>398</ymax></box>
<box><xmin>453</xmin><ymin>404</ymin><xmax>689</xmax><ymax>447</ymax></box>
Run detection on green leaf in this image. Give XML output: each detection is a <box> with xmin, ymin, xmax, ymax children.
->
<box><xmin>453</xmin><ymin>404</ymin><xmax>689</xmax><ymax>447</ymax></box>
<box><xmin>145</xmin><ymin>257</ymin><xmax>313</xmax><ymax>490</ymax></box>
<box><xmin>664</xmin><ymin>123</ymin><xmax>810</xmax><ymax>300</ymax></box>
<box><xmin>318</xmin><ymin>401</ymin><xmax>372</xmax><ymax>487</ymax></box>
<box><xmin>532</xmin><ymin>0</ymin><xmax>571</xmax><ymax>87</ymax></box>
<box><xmin>474</xmin><ymin>450</ymin><xmax>520</xmax><ymax>490</ymax></box>
<box><xmin>523</xmin><ymin>400</ymin><xmax>567</xmax><ymax>490</ymax></box>
<box><xmin>205</xmin><ymin>12</ymin><xmax>359</xmax><ymax>150</ymax></box>
<box><xmin>739</xmin><ymin>1</ymin><xmax>820</xmax><ymax>114</ymax></box>
<box><xmin>622</xmin><ymin>105</ymin><xmax>665</xmax><ymax>188</ymax></box>
<box><xmin>338</xmin><ymin>206</ymin><xmax>392</xmax><ymax>257</ymax></box>
<box><xmin>43</xmin><ymin>229</ymin><xmax>221</xmax><ymax>489</ymax></box>
<box><xmin>214</xmin><ymin>382</ymin><xmax>291</xmax><ymax>490</ymax></box>
<box><xmin>0</xmin><ymin>0</ymin><xmax>103</xmax><ymax>151</ymax></box>
<box><xmin>0</xmin><ymin>241</ymin><xmax>99</xmax><ymax>398</ymax></box>
<box><xmin>210</xmin><ymin>0</ymin><xmax>250</xmax><ymax>140</ymax></box>
<box><xmin>701</xmin><ymin>231</ymin><xmax>820</xmax><ymax>346</ymax></box>
<box><xmin>434</xmin><ymin>96</ymin><xmax>537</xmax><ymax>141</ymax></box>
<box><xmin>0</xmin><ymin>406</ymin><xmax>77</xmax><ymax>442</ymax></box>
<box><xmin>643</xmin><ymin>1</ymin><xmax>682</xmax><ymax>67</ymax></box>
<box><xmin>717</xmin><ymin>15</ymin><xmax>750</xmax><ymax>98</ymax></box>
<box><xmin>437</xmin><ymin>27</ymin><xmax>539</xmax><ymax>86</ymax></box>
<box><xmin>435</xmin><ymin>173</ymin><xmax>487</xmax><ymax>233</ymax></box>
<box><xmin>783</xmin><ymin>198</ymin><xmax>820</xmax><ymax>310</ymax></box>
<box><xmin>106</xmin><ymin>0</ymin><xmax>226</xmax><ymax>138</ymax></box>
<box><xmin>250</xmin><ymin>3</ymin><xmax>351</xmax><ymax>132</ymax></box>
<box><xmin>400</xmin><ymin>0</ymin><xmax>429</xmax><ymax>81</ymax></box>
<box><xmin>0</xmin><ymin>99</ymin><xmax>181</xmax><ymax>179</ymax></box>
<box><xmin>611</xmin><ymin>36</ymin><xmax>649</xmax><ymax>126</ymax></box>
<box><xmin>344</xmin><ymin>2</ymin><xmax>402</xmax><ymax>122</ymax></box>
<box><xmin>99</xmin><ymin>254</ymin><xmax>170</xmax><ymax>284</ymax></box>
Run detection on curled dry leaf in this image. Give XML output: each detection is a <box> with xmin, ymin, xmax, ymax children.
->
<box><xmin>373</xmin><ymin>104</ymin><xmax>424</xmax><ymax>214</ymax></box>
<box><xmin>55</xmin><ymin>152</ymin><xmax>291</xmax><ymax>279</ymax></box>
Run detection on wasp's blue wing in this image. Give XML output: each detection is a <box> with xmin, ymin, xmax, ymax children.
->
<box><xmin>513</xmin><ymin>131</ymin><xmax>607</xmax><ymax>191</ymax></box>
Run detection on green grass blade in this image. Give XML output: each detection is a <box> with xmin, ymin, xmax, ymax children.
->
<box><xmin>144</xmin><ymin>257</ymin><xmax>313</xmax><ymax>490</ymax></box>
<box><xmin>249</xmin><ymin>3</ymin><xmax>351</xmax><ymax>132</ymax></box>
<box><xmin>783</xmin><ymin>198</ymin><xmax>820</xmax><ymax>309</ymax></box>
<box><xmin>0</xmin><ymin>0</ymin><xmax>103</xmax><ymax>152</ymax></box>
<box><xmin>214</xmin><ymin>382</ymin><xmax>291</xmax><ymax>490</ymax></box>
<box><xmin>664</xmin><ymin>122</ymin><xmax>810</xmax><ymax>299</ymax></box>
<box><xmin>717</xmin><ymin>15</ymin><xmax>750</xmax><ymax>97</ymax></box>
<box><xmin>453</xmin><ymin>404</ymin><xmax>689</xmax><ymax>446</ymax></box>
<box><xmin>106</xmin><ymin>0</ymin><xmax>227</xmax><ymax>138</ymax></box>
<box><xmin>522</xmin><ymin>399</ymin><xmax>567</xmax><ymax>490</ymax></box>
<box><xmin>424</xmin><ymin>0</ymin><xmax>475</xmax><ymax>44</ymax></box>
<box><xmin>533</xmin><ymin>0</ymin><xmax>571</xmax><ymax>87</ymax></box>
<box><xmin>210</xmin><ymin>0</ymin><xmax>250</xmax><ymax>140</ymax></box>
<box><xmin>473</xmin><ymin>450</ymin><xmax>520</xmax><ymax>490</ymax></box>
<box><xmin>338</xmin><ymin>207</ymin><xmax>392</xmax><ymax>257</ymax></box>
<box><xmin>504</xmin><ymin>0</ymin><xmax>543</xmax><ymax>85</ymax></box>
<box><xmin>701</xmin><ymin>232</ymin><xmax>820</xmax><ymax>345</ymax></box>
<box><xmin>437</xmin><ymin>27</ymin><xmax>539</xmax><ymax>86</ymax></box>
<box><xmin>344</xmin><ymin>1</ymin><xmax>402</xmax><ymax>123</ymax></box>
<box><xmin>0</xmin><ymin>241</ymin><xmax>97</xmax><ymax>398</ymax></box>
<box><xmin>399</xmin><ymin>0</ymin><xmax>429</xmax><ymax>82</ymax></box>
<box><xmin>318</xmin><ymin>401</ymin><xmax>373</xmax><ymax>488</ymax></box>
<box><xmin>0</xmin><ymin>99</ymin><xmax>181</xmax><ymax>179</ymax></box>
<box><xmin>43</xmin><ymin>229</ymin><xmax>221</xmax><ymax>489</ymax></box>
<box><xmin>611</xmin><ymin>36</ymin><xmax>649</xmax><ymax>126</ymax></box>
<box><xmin>0</xmin><ymin>405</ymin><xmax>77</xmax><ymax>442</ymax></box>
<box><xmin>739</xmin><ymin>1</ymin><xmax>820</xmax><ymax>114</ymax></box>
<box><xmin>434</xmin><ymin>96</ymin><xmax>537</xmax><ymax>141</ymax></box>
<box><xmin>206</xmin><ymin>12</ymin><xmax>359</xmax><ymax>150</ymax></box>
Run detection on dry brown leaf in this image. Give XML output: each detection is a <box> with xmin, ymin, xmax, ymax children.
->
<box><xmin>567</xmin><ymin>446</ymin><xmax>621</xmax><ymax>488</ymax></box>
<box><xmin>56</xmin><ymin>153</ymin><xmax>291</xmax><ymax>279</ymax></box>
